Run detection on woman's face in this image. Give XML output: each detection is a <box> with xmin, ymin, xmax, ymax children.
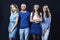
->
<box><xmin>43</xmin><ymin>6</ymin><xmax>47</xmax><ymax>12</ymax></box>
<box><xmin>10</xmin><ymin>5</ymin><xmax>16</xmax><ymax>11</ymax></box>
<box><xmin>34</xmin><ymin>5</ymin><xmax>39</xmax><ymax>11</ymax></box>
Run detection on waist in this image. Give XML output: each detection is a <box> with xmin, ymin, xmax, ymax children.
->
<box><xmin>20</xmin><ymin>21</ymin><xmax>29</xmax><ymax>25</ymax></box>
<box><xmin>10</xmin><ymin>21</ymin><xmax>15</xmax><ymax>23</ymax></box>
<box><xmin>32</xmin><ymin>22</ymin><xmax>40</xmax><ymax>24</ymax></box>
<box><xmin>20</xmin><ymin>26</ymin><xmax>29</xmax><ymax>29</ymax></box>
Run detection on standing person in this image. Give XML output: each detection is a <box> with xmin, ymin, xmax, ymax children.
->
<box><xmin>41</xmin><ymin>5</ymin><xmax>51</xmax><ymax>40</ymax></box>
<box><xmin>30</xmin><ymin>4</ymin><xmax>42</xmax><ymax>40</ymax></box>
<box><xmin>19</xmin><ymin>4</ymin><xmax>30</xmax><ymax>40</ymax></box>
<box><xmin>8</xmin><ymin>4</ymin><xmax>19</xmax><ymax>40</ymax></box>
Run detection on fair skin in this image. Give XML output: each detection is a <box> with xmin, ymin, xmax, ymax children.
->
<box><xmin>21</xmin><ymin>4</ymin><xmax>26</xmax><ymax>11</ymax></box>
<box><xmin>30</xmin><ymin>5</ymin><xmax>42</xmax><ymax>23</ymax></box>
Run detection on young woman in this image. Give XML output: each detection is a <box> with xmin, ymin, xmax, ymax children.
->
<box><xmin>8</xmin><ymin>4</ymin><xmax>19</xmax><ymax>40</ymax></box>
<box><xmin>41</xmin><ymin>5</ymin><xmax>51</xmax><ymax>40</ymax></box>
<box><xmin>30</xmin><ymin>4</ymin><xmax>42</xmax><ymax>40</ymax></box>
<box><xmin>19</xmin><ymin>4</ymin><xmax>30</xmax><ymax>40</ymax></box>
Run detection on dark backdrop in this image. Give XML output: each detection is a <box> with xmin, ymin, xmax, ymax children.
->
<box><xmin>0</xmin><ymin>0</ymin><xmax>60</xmax><ymax>40</ymax></box>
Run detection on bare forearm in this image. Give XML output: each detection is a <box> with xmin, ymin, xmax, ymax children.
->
<box><xmin>30</xmin><ymin>16</ymin><xmax>35</xmax><ymax>22</ymax></box>
<box><xmin>12</xmin><ymin>18</ymin><xmax>18</xmax><ymax>30</ymax></box>
<box><xmin>12</xmin><ymin>23</ymin><xmax>18</xmax><ymax>30</ymax></box>
<box><xmin>37</xmin><ymin>19</ymin><xmax>42</xmax><ymax>22</ymax></box>
<box><xmin>36</xmin><ymin>18</ymin><xmax>42</xmax><ymax>22</ymax></box>
<box><xmin>30</xmin><ymin>19</ymin><xmax>35</xmax><ymax>22</ymax></box>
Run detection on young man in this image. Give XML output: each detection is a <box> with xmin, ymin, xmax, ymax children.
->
<box><xmin>19</xmin><ymin>4</ymin><xmax>30</xmax><ymax>40</ymax></box>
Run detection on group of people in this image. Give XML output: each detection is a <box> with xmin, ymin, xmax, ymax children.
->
<box><xmin>8</xmin><ymin>3</ymin><xmax>51</xmax><ymax>40</ymax></box>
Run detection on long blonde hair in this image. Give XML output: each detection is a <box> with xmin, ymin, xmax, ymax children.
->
<box><xmin>43</xmin><ymin>5</ymin><xmax>51</xmax><ymax>18</ymax></box>
<box><xmin>10</xmin><ymin>4</ymin><xmax>19</xmax><ymax>13</ymax></box>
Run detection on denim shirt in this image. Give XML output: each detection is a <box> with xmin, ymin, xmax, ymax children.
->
<box><xmin>10</xmin><ymin>12</ymin><xmax>19</xmax><ymax>23</ymax></box>
<box><xmin>41</xmin><ymin>13</ymin><xmax>51</xmax><ymax>30</ymax></box>
<box><xmin>8</xmin><ymin>12</ymin><xmax>19</xmax><ymax>29</ymax></box>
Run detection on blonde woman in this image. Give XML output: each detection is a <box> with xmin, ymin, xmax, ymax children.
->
<box><xmin>41</xmin><ymin>5</ymin><xmax>51</xmax><ymax>40</ymax></box>
<box><xmin>8</xmin><ymin>4</ymin><xmax>19</xmax><ymax>40</ymax></box>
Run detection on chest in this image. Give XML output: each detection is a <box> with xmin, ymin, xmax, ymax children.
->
<box><xmin>10</xmin><ymin>14</ymin><xmax>16</xmax><ymax>20</ymax></box>
<box><xmin>33</xmin><ymin>13</ymin><xmax>40</xmax><ymax>20</ymax></box>
<box><xmin>44</xmin><ymin>17</ymin><xmax>49</xmax><ymax>23</ymax></box>
<box><xmin>20</xmin><ymin>13</ymin><xmax>29</xmax><ymax>20</ymax></box>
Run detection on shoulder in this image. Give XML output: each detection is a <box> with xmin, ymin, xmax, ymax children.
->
<box><xmin>14</xmin><ymin>13</ymin><xmax>19</xmax><ymax>17</ymax></box>
<box><xmin>31</xmin><ymin>12</ymin><xmax>33</xmax><ymax>13</ymax></box>
<box><xmin>26</xmin><ymin>11</ymin><xmax>30</xmax><ymax>13</ymax></box>
<box><xmin>40</xmin><ymin>12</ymin><xmax>42</xmax><ymax>16</ymax></box>
<box><xmin>15</xmin><ymin>12</ymin><xmax>19</xmax><ymax>15</ymax></box>
<box><xmin>30</xmin><ymin>12</ymin><xmax>33</xmax><ymax>16</ymax></box>
<box><xmin>26</xmin><ymin>11</ymin><xmax>30</xmax><ymax>15</ymax></box>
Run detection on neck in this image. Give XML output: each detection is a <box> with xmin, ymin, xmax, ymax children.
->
<box><xmin>21</xmin><ymin>10</ymin><xmax>27</xmax><ymax>13</ymax></box>
<box><xmin>35</xmin><ymin>10</ymin><xmax>38</xmax><ymax>13</ymax></box>
<box><xmin>43</xmin><ymin>12</ymin><xmax>46</xmax><ymax>16</ymax></box>
<box><xmin>21</xmin><ymin>10</ymin><xmax>26</xmax><ymax>11</ymax></box>
<box><xmin>35</xmin><ymin>10</ymin><xmax>37</xmax><ymax>12</ymax></box>
<box><xmin>43</xmin><ymin>11</ymin><xmax>46</xmax><ymax>13</ymax></box>
<box><xmin>11</xmin><ymin>11</ymin><xmax>17</xmax><ymax>13</ymax></box>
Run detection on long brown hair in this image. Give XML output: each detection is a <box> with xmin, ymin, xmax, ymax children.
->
<box><xmin>43</xmin><ymin>5</ymin><xmax>50</xmax><ymax>18</ymax></box>
<box><xmin>32</xmin><ymin>4</ymin><xmax>41</xmax><ymax>19</ymax></box>
<box><xmin>10</xmin><ymin>4</ymin><xmax>19</xmax><ymax>13</ymax></box>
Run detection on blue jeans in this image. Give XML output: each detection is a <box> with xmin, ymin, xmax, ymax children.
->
<box><xmin>19</xmin><ymin>28</ymin><xmax>29</xmax><ymax>40</ymax></box>
<box><xmin>42</xmin><ymin>29</ymin><xmax>50</xmax><ymax>40</ymax></box>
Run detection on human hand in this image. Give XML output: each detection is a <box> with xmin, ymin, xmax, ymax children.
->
<box><xmin>9</xmin><ymin>29</ymin><xmax>13</xmax><ymax>33</ymax></box>
<box><xmin>43</xmin><ymin>30</ymin><xmax>47</xmax><ymax>33</ymax></box>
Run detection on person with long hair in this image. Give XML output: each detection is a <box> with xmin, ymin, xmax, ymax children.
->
<box><xmin>19</xmin><ymin>4</ymin><xmax>30</xmax><ymax>40</ymax></box>
<box><xmin>8</xmin><ymin>4</ymin><xmax>19</xmax><ymax>40</ymax></box>
<box><xmin>41</xmin><ymin>5</ymin><xmax>51</xmax><ymax>40</ymax></box>
<box><xmin>30</xmin><ymin>4</ymin><xmax>42</xmax><ymax>40</ymax></box>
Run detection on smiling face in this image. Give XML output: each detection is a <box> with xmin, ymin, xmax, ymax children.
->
<box><xmin>43</xmin><ymin>6</ymin><xmax>48</xmax><ymax>12</ymax></box>
<box><xmin>43</xmin><ymin>5</ymin><xmax>50</xmax><ymax>17</ymax></box>
<box><xmin>10</xmin><ymin>5</ymin><xmax>17</xmax><ymax>12</ymax></box>
<box><xmin>34</xmin><ymin>5</ymin><xmax>39</xmax><ymax>11</ymax></box>
<box><xmin>21</xmin><ymin>4</ymin><xmax>26</xmax><ymax>11</ymax></box>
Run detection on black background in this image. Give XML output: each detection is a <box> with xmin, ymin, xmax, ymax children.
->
<box><xmin>0</xmin><ymin>0</ymin><xmax>60</xmax><ymax>40</ymax></box>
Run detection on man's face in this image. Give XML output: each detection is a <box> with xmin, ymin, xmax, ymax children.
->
<box><xmin>21</xmin><ymin>4</ymin><xmax>26</xmax><ymax>11</ymax></box>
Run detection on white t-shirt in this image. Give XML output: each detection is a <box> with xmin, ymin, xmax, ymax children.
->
<box><xmin>30</xmin><ymin>12</ymin><xmax>42</xmax><ymax>20</ymax></box>
<box><xmin>30</xmin><ymin>12</ymin><xmax>42</xmax><ymax>23</ymax></box>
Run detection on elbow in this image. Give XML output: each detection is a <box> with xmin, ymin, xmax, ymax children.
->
<box><xmin>15</xmin><ymin>22</ymin><xmax>18</xmax><ymax>26</ymax></box>
<box><xmin>30</xmin><ymin>20</ymin><xmax>32</xmax><ymax>22</ymax></box>
<box><xmin>30</xmin><ymin>17</ymin><xmax>33</xmax><ymax>22</ymax></box>
<box><xmin>30</xmin><ymin>18</ymin><xmax>33</xmax><ymax>22</ymax></box>
<box><xmin>41</xmin><ymin>18</ymin><xmax>42</xmax><ymax>21</ymax></box>
<box><xmin>39</xmin><ymin>17</ymin><xmax>42</xmax><ymax>22</ymax></box>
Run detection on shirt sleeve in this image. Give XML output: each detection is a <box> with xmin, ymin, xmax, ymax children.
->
<box><xmin>45</xmin><ymin>14</ymin><xmax>51</xmax><ymax>30</ymax></box>
<box><xmin>30</xmin><ymin>12</ymin><xmax>33</xmax><ymax>16</ymax></box>
<box><xmin>15</xmin><ymin>13</ymin><xmax>19</xmax><ymax>18</ymax></box>
<box><xmin>40</xmin><ymin>12</ymin><xmax>42</xmax><ymax>16</ymax></box>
